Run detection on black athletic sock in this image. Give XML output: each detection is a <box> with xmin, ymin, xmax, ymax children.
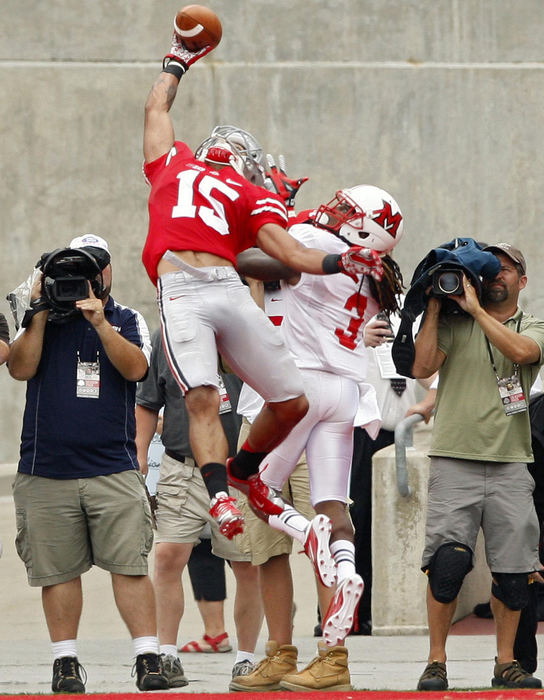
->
<box><xmin>201</xmin><ymin>462</ymin><xmax>228</xmax><ymax>498</ymax></box>
<box><xmin>229</xmin><ymin>448</ymin><xmax>268</xmax><ymax>480</ymax></box>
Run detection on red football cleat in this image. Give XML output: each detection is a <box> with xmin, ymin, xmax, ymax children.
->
<box><xmin>226</xmin><ymin>457</ymin><xmax>251</xmax><ymax>496</ymax></box>
<box><xmin>248</xmin><ymin>474</ymin><xmax>286</xmax><ymax>516</ymax></box>
<box><xmin>209</xmin><ymin>491</ymin><xmax>244</xmax><ymax>539</ymax></box>
<box><xmin>227</xmin><ymin>458</ymin><xmax>285</xmax><ymax>516</ymax></box>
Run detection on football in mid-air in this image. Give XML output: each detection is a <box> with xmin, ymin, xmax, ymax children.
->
<box><xmin>174</xmin><ymin>5</ymin><xmax>222</xmax><ymax>51</ymax></box>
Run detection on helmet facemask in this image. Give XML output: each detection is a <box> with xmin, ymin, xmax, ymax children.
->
<box><xmin>314</xmin><ymin>185</ymin><xmax>404</xmax><ymax>253</ymax></box>
<box><xmin>195</xmin><ymin>125</ymin><xmax>266</xmax><ymax>186</ymax></box>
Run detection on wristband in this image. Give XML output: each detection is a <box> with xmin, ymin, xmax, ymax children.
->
<box><xmin>162</xmin><ymin>56</ymin><xmax>186</xmax><ymax>80</ymax></box>
<box><xmin>322</xmin><ymin>254</ymin><xmax>341</xmax><ymax>275</ymax></box>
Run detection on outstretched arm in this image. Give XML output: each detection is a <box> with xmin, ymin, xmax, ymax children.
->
<box><xmin>143</xmin><ymin>31</ymin><xmax>216</xmax><ymax>163</ymax></box>
<box><xmin>144</xmin><ymin>72</ymin><xmax>178</xmax><ymax>163</ymax></box>
<box><xmin>236</xmin><ymin>247</ymin><xmax>298</xmax><ymax>283</ymax></box>
<box><xmin>256</xmin><ymin>223</ymin><xmax>330</xmax><ymax>275</ymax></box>
<box><xmin>256</xmin><ymin>222</ymin><xmax>384</xmax><ymax>282</ymax></box>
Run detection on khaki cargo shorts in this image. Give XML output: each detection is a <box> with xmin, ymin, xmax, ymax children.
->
<box><xmin>13</xmin><ymin>470</ymin><xmax>154</xmax><ymax>586</ymax></box>
<box><xmin>155</xmin><ymin>452</ymin><xmax>250</xmax><ymax>562</ymax></box>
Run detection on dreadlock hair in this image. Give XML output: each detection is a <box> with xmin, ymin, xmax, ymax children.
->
<box><xmin>369</xmin><ymin>254</ymin><xmax>404</xmax><ymax>314</ymax></box>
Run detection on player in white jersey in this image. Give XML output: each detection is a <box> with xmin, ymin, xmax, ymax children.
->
<box><xmin>279</xmin><ymin>223</ymin><xmax>379</xmax><ymax>378</ymax></box>
<box><xmin>231</xmin><ymin>184</ymin><xmax>405</xmax><ymax>691</ymax></box>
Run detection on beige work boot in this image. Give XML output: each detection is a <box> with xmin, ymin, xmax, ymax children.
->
<box><xmin>228</xmin><ymin>641</ymin><xmax>297</xmax><ymax>691</ymax></box>
<box><xmin>279</xmin><ymin>641</ymin><xmax>352</xmax><ymax>691</ymax></box>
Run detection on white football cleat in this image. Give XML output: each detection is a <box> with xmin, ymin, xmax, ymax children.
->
<box><xmin>303</xmin><ymin>514</ymin><xmax>337</xmax><ymax>588</ymax></box>
<box><xmin>322</xmin><ymin>574</ymin><xmax>364</xmax><ymax>646</ymax></box>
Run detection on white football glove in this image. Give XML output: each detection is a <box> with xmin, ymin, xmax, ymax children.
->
<box><xmin>339</xmin><ymin>246</ymin><xmax>384</xmax><ymax>282</ymax></box>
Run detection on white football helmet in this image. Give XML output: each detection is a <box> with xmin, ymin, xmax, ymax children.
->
<box><xmin>314</xmin><ymin>184</ymin><xmax>404</xmax><ymax>252</ymax></box>
<box><xmin>195</xmin><ymin>125</ymin><xmax>266</xmax><ymax>186</ymax></box>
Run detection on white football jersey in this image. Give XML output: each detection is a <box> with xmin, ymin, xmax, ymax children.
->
<box><xmin>280</xmin><ymin>223</ymin><xmax>379</xmax><ymax>383</ymax></box>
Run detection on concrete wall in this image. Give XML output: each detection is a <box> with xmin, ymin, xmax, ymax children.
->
<box><xmin>1</xmin><ymin>0</ymin><xmax>544</xmax><ymax>462</ymax></box>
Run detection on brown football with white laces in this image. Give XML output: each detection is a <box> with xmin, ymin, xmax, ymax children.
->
<box><xmin>174</xmin><ymin>5</ymin><xmax>222</xmax><ymax>51</ymax></box>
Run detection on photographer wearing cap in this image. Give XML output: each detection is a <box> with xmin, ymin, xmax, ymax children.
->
<box><xmin>8</xmin><ymin>235</ymin><xmax>168</xmax><ymax>693</ymax></box>
<box><xmin>412</xmin><ymin>243</ymin><xmax>544</xmax><ymax>691</ymax></box>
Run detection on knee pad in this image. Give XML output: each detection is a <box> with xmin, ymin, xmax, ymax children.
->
<box><xmin>491</xmin><ymin>572</ymin><xmax>530</xmax><ymax>611</ymax></box>
<box><xmin>427</xmin><ymin>542</ymin><xmax>473</xmax><ymax>603</ymax></box>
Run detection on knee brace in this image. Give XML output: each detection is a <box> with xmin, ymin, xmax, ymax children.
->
<box><xmin>427</xmin><ymin>542</ymin><xmax>473</xmax><ymax>603</ymax></box>
<box><xmin>491</xmin><ymin>572</ymin><xmax>530</xmax><ymax>611</ymax></box>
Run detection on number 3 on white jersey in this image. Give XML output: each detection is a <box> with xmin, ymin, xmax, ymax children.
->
<box><xmin>172</xmin><ymin>169</ymin><xmax>240</xmax><ymax>236</ymax></box>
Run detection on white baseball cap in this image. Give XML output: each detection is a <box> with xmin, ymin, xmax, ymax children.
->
<box><xmin>69</xmin><ymin>234</ymin><xmax>110</xmax><ymax>252</ymax></box>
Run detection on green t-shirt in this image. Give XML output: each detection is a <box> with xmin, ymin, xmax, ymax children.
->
<box><xmin>430</xmin><ymin>308</ymin><xmax>544</xmax><ymax>463</ymax></box>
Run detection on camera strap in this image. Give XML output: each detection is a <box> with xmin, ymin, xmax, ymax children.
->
<box><xmin>21</xmin><ymin>298</ymin><xmax>50</xmax><ymax>328</ymax></box>
<box><xmin>485</xmin><ymin>315</ymin><xmax>527</xmax><ymax>415</ymax></box>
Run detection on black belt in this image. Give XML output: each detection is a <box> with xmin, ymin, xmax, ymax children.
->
<box><xmin>165</xmin><ymin>449</ymin><xmax>195</xmax><ymax>466</ymax></box>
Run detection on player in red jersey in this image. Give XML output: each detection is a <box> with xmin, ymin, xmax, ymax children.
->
<box><xmin>142</xmin><ymin>28</ymin><xmax>384</xmax><ymax>539</ymax></box>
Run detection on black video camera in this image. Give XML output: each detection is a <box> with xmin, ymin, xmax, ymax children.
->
<box><xmin>37</xmin><ymin>247</ymin><xmax>107</xmax><ymax>322</ymax></box>
<box><xmin>431</xmin><ymin>267</ymin><xmax>464</xmax><ymax>296</ymax></box>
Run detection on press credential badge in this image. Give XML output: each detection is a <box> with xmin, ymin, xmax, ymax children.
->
<box><xmin>497</xmin><ymin>374</ymin><xmax>527</xmax><ymax>416</ymax></box>
<box><xmin>77</xmin><ymin>352</ymin><xmax>100</xmax><ymax>399</ymax></box>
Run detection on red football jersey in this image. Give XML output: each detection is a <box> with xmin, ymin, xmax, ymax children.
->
<box><xmin>142</xmin><ymin>141</ymin><xmax>288</xmax><ymax>285</ymax></box>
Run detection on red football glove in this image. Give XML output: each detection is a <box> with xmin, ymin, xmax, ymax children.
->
<box><xmin>163</xmin><ymin>31</ymin><xmax>215</xmax><ymax>73</ymax></box>
<box><xmin>264</xmin><ymin>154</ymin><xmax>308</xmax><ymax>214</ymax></box>
<box><xmin>339</xmin><ymin>246</ymin><xmax>384</xmax><ymax>282</ymax></box>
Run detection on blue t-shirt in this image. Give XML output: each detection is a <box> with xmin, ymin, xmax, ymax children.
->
<box><xmin>17</xmin><ymin>296</ymin><xmax>151</xmax><ymax>479</ymax></box>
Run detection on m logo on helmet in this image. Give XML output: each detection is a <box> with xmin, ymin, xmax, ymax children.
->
<box><xmin>372</xmin><ymin>201</ymin><xmax>403</xmax><ymax>238</ymax></box>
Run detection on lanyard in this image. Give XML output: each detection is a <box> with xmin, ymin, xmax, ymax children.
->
<box><xmin>484</xmin><ymin>315</ymin><xmax>522</xmax><ymax>380</ymax></box>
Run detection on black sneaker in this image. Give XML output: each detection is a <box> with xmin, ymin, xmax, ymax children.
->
<box><xmin>51</xmin><ymin>656</ymin><xmax>86</xmax><ymax>693</ymax></box>
<box><xmin>492</xmin><ymin>658</ymin><xmax>542</xmax><ymax>688</ymax></box>
<box><xmin>417</xmin><ymin>661</ymin><xmax>448</xmax><ymax>690</ymax></box>
<box><xmin>133</xmin><ymin>652</ymin><xmax>169</xmax><ymax>691</ymax></box>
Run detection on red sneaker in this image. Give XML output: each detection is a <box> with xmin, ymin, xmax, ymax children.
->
<box><xmin>248</xmin><ymin>475</ymin><xmax>286</xmax><ymax>516</ymax></box>
<box><xmin>209</xmin><ymin>491</ymin><xmax>244</xmax><ymax>539</ymax></box>
<box><xmin>303</xmin><ymin>514</ymin><xmax>336</xmax><ymax>588</ymax></box>
<box><xmin>322</xmin><ymin>574</ymin><xmax>364</xmax><ymax>646</ymax></box>
<box><xmin>227</xmin><ymin>458</ymin><xmax>285</xmax><ymax>516</ymax></box>
<box><xmin>226</xmin><ymin>457</ymin><xmax>250</xmax><ymax>496</ymax></box>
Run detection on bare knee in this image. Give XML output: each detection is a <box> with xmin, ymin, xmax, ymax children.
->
<box><xmin>154</xmin><ymin>543</ymin><xmax>191</xmax><ymax>579</ymax></box>
<box><xmin>231</xmin><ymin>560</ymin><xmax>260</xmax><ymax>588</ymax></box>
<box><xmin>185</xmin><ymin>385</ymin><xmax>220</xmax><ymax>418</ymax></box>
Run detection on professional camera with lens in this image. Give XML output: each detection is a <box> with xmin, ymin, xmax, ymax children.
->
<box><xmin>431</xmin><ymin>267</ymin><xmax>464</xmax><ymax>296</ymax></box>
<box><xmin>38</xmin><ymin>247</ymin><xmax>106</xmax><ymax>321</ymax></box>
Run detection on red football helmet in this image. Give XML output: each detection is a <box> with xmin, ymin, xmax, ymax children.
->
<box><xmin>314</xmin><ymin>185</ymin><xmax>404</xmax><ymax>252</ymax></box>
